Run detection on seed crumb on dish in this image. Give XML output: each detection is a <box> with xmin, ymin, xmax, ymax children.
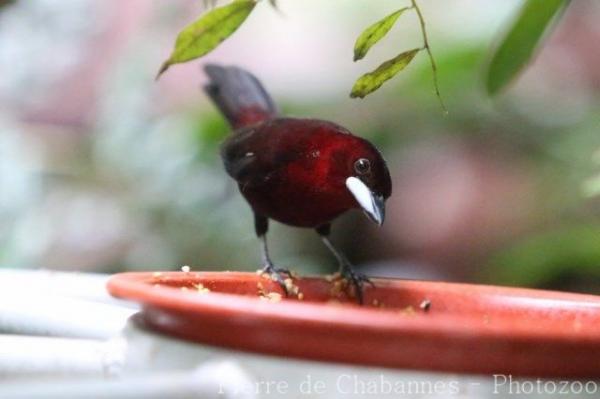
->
<box><xmin>325</xmin><ymin>273</ymin><xmax>356</xmax><ymax>298</ymax></box>
<box><xmin>419</xmin><ymin>299</ymin><xmax>431</xmax><ymax>312</ymax></box>
<box><xmin>259</xmin><ymin>292</ymin><xmax>282</xmax><ymax>302</ymax></box>
<box><xmin>255</xmin><ymin>269</ymin><xmax>304</xmax><ymax>300</ymax></box>
<box><xmin>284</xmin><ymin>278</ymin><xmax>300</xmax><ymax>296</ymax></box>
<box><xmin>194</xmin><ymin>283</ymin><xmax>210</xmax><ymax>294</ymax></box>
<box><xmin>399</xmin><ymin>305</ymin><xmax>416</xmax><ymax>315</ymax></box>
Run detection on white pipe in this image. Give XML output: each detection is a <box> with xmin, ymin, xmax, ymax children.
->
<box><xmin>0</xmin><ymin>361</ymin><xmax>256</xmax><ymax>399</ymax></box>
<box><xmin>0</xmin><ymin>269</ymin><xmax>137</xmax><ymax>338</ymax></box>
<box><xmin>0</xmin><ymin>335</ymin><xmax>126</xmax><ymax>378</ymax></box>
<box><xmin>0</xmin><ymin>269</ymin><xmax>136</xmax><ymax>308</ymax></box>
<box><xmin>0</xmin><ymin>293</ymin><xmax>136</xmax><ymax>338</ymax></box>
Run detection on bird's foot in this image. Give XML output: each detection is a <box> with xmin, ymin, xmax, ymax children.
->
<box><xmin>339</xmin><ymin>264</ymin><xmax>374</xmax><ymax>305</ymax></box>
<box><xmin>260</xmin><ymin>263</ymin><xmax>296</xmax><ymax>297</ymax></box>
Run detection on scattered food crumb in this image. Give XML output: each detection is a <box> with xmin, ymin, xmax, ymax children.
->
<box><xmin>259</xmin><ymin>292</ymin><xmax>282</xmax><ymax>302</ymax></box>
<box><xmin>152</xmin><ymin>272</ymin><xmax>162</xmax><ymax>278</ymax></box>
<box><xmin>419</xmin><ymin>299</ymin><xmax>431</xmax><ymax>312</ymax></box>
<box><xmin>283</xmin><ymin>278</ymin><xmax>300</xmax><ymax>296</ymax></box>
<box><xmin>181</xmin><ymin>265</ymin><xmax>190</xmax><ymax>273</ymax></box>
<box><xmin>298</xmin><ymin>293</ymin><xmax>304</xmax><ymax>300</ymax></box>
<box><xmin>194</xmin><ymin>283</ymin><xmax>210</xmax><ymax>294</ymax></box>
<box><xmin>180</xmin><ymin>286</ymin><xmax>188</xmax><ymax>292</ymax></box>
<box><xmin>325</xmin><ymin>272</ymin><xmax>341</xmax><ymax>282</ymax></box>
<box><xmin>399</xmin><ymin>305</ymin><xmax>415</xmax><ymax>315</ymax></box>
<box><xmin>255</xmin><ymin>269</ymin><xmax>303</xmax><ymax>300</ymax></box>
<box><xmin>326</xmin><ymin>299</ymin><xmax>343</xmax><ymax>306</ymax></box>
<box><xmin>329</xmin><ymin>275</ymin><xmax>348</xmax><ymax>298</ymax></box>
<box><xmin>372</xmin><ymin>299</ymin><xmax>379</xmax><ymax>307</ymax></box>
<box><xmin>153</xmin><ymin>284</ymin><xmax>161</xmax><ymax>288</ymax></box>
<box><xmin>256</xmin><ymin>281</ymin><xmax>267</xmax><ymax>297</ymax></box>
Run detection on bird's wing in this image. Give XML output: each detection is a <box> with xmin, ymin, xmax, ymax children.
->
<box><xmin>220</xmin><ymin>123</ymin><xmax>294</xmax><ymax>187</ymax></box>
<box><xmin>221</xmin><ymin>118</ymin><xmax>334</xmax><ymax>187</ymax></box>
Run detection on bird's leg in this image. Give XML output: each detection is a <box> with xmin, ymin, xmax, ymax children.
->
<box><xmin>259</xmin><ymin>235</ymin><xmax>292</xmax><ymax>278</ymax></box>
<box><xmin>316</xmin><ymin>224</ymin><xmax>373</xmax><ymax>304</ymax></box>
<box><xmin>255</xmin><ymin>214</ymin><xmax>292</xmax><ymax>295</ymax></box>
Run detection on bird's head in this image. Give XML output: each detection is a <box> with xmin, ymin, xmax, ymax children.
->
<box><xmin>336</xmin><ymin>136</ymin><xmax>392</xmax><ymax>226</ymax></box>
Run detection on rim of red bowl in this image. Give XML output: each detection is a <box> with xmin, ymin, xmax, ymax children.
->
<box><xmin>107</xmin><ymin>271</ymin><xmax>600</xmax><ymax>378</ymax></box>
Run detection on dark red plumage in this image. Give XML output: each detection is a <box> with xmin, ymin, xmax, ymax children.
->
<box><xmin>204</xmin><ymin>64</ymin><xmax>392</xmax><ymax>303</ymax></box>
<box><xmin>222</xmin><ymin>118</ymin><xmax>391</xmax><ymax>227</ymax></box>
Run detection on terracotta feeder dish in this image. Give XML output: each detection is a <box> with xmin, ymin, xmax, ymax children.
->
<box><xmin>107</xmin><ymin>271</ymin><xmax>600</xmax><ymax>378</ymax></box>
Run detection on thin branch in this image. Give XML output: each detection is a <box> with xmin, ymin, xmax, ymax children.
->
<box><xmin>411</xmin><ymin>0</ymin><xmax>448</xmax><ymax>115</ymax></box>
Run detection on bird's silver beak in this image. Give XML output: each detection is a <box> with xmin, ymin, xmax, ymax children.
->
<box><xmin>345</xmin><ymin>176</ymin><xmax>385</xmax><ymax>226</ymax></box>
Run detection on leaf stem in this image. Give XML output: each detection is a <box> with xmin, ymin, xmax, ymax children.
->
<box><xmin>410</xmin><ymin>0</ymin><xmax>447</xmax><ymax>114</ymax></box>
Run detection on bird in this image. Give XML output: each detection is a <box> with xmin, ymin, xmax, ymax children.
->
<box><xmin>203</xmin><ymin>64</ymin><xmax>392</xmax><ymax>303</ymax></box>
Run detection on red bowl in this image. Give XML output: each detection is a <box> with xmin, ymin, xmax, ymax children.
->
<box><xmin>107</xmin><ymin>271</ymin><xmax>600</xmax><ymax>378</ymax></box>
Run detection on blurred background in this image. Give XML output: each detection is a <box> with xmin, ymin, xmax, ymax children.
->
<box><xmin>1</xmin><ymin>0</ymin><xmax>599</xmax><ymax>294</ymax></box>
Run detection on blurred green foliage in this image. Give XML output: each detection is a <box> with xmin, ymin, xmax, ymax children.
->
<box><xmin>0</xmin><ymin>0</ymin><xmax>16</xmax><ymax>9</ymax></box>
<box><xmin>486</xmin><ymin>0</ymin><xmax>569</xmax><ymax>95</ymax></box>
<box><xmin>191</xmin><ymin>111</ymin><xmax>229</xmax><ymax>162</ymax></box>
<box><xmin>484</xmin><ymin>226</ymin><xmax>600</xmax><ymax>290</ymax></box>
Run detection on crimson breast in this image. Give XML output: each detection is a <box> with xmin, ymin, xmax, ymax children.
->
<box><xmin>221</xmin><ymin>118</ymin><xmax>360</xmax><ymax>227</ymax></box>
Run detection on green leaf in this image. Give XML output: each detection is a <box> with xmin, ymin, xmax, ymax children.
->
<box><xmin>157</xmin><ymin>0</ymin><xmax>256</xmax><ymax>79</ymax></box>
<box><xmin>353</xmin><ymin>7</ymin><xmax>411</xmax><ymax>62</ymax></box>
<box><xmin>485</xmin><ymin>0</ymin><xmax>569</xmax><ymax>96</ymax></box>
<box><xmin>350</xmin><ymin>48</ymin><xmax>421</xmax><ymax>98</ymax></box>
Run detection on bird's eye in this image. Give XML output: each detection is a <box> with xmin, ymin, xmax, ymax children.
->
<box><xmin>354</xmin><ymin>158</ymin><xmax>371</xmax><ymax>175</ymax></box>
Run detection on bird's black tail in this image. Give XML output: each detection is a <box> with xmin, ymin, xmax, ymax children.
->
<box><xmin>203</xmin><ymin>64</ymin><xmax>277</xmax><ymax>129</ymax></box>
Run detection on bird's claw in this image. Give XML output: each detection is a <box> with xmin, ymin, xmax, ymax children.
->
<box><xmin>340</xmin><ymin>265</ymin><xmax>373</xmax><ymax>305</ymax></box>
<box><xmin>261</xmin><ymin>263</ymin><xmax>293</xmax><ymax>296</ymax></box>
